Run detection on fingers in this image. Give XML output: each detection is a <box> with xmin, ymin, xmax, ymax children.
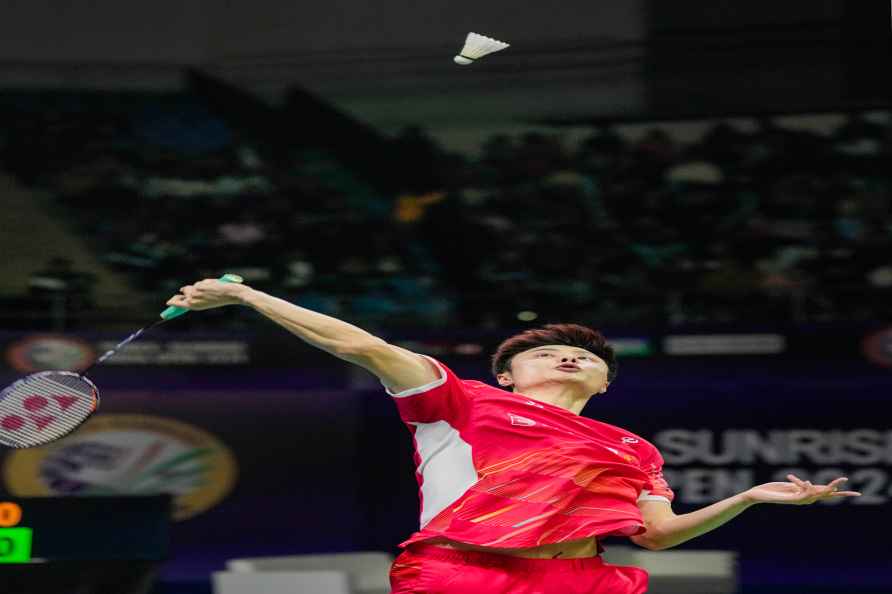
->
<box><xmin>824</xmin><ymin>477</ymin><xmax>861</xmax><ymax>497</ymax></box>
<box><xmin>166</xmin><ymin>295</ymin><xmax>190</xmax><ymax>308</ymax></box>
<box><xmin>826</xmin><ymin>477</ymin><xmax>848</xmax><ymax>490</ymax></box>
<box><xmin>182</xmin><ymin>279</ymin><xmax>224</xmax><ymax>295</ymax></box>
<box><xmin>168</xmin><ymin>279</ymin><xmax>224</xmax><ymax>309</ymax></box>
<box><xmin>170</xmin><ymin>285</ymin><xmax>196</xmax><ymax>309</ymax></box>
<box><xmin>180</xmin><ymin>277</ymin><xmax>225</xmax><ymax>290</ymax></box>
<box><xmin>787</xmin><ymin>474</ymin><xmax>822</xmax><ymax>500</ymax></box>
<box><xmin>788</xmin><ymin>475</ymin><xmax>862</xmax><ymax>499</ymax></box>
<box><xmin>787</xmin><ymin>474</ymin><xmax>816</xmax><ymax>489</ymax></box>
<box><xmin>786</xmin><ymin>474</ymin><xmax>810</xmax><ymax>491</ymax></box>
<box><xmin>178</xmin><ymin>282</ymin><xmax>211</xmax><ymax>300</ymax></box>
<box><xmin>169</xmin><ymin>283</ymin><xmax>199</xmax><ymax>307</ymax></box>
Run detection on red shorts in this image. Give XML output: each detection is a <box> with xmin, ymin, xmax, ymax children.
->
<box><xmin>390</xmin><ymin>543</ymin><xmax>649</xmax><ymax>594</ymax></box>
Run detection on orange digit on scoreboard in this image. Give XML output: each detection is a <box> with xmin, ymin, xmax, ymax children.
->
<box><xmin>0</xmin><ymin>502</ymin><xmax>22</xmax><ymax>527</ymax></box>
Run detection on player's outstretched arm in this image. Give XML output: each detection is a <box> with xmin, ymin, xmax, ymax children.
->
<box><xmin>166</xmin><ymin>279</ymin><xmax>439</xmax><ymax>392</ymax></box>
<box><xmin>632</xmin><ymin>474</ymin><xmax>860</xmax><ymax>550</ymax></box>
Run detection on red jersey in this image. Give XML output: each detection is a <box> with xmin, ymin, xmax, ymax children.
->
<box><xmin>388</xmin><ymin>357</ymin><xmax>674</xmax><ymax>550</ymax></box>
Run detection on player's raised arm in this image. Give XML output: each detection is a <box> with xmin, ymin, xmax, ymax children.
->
<box><xmin>165</xmin><ymin>279</ymin><xmax>439</xmax><ymax>391</ymax></box>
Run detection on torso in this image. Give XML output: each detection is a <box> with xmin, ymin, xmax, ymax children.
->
<box><xmin>395</xmin><ymin>368</ymin><xmax>669</xmax><ymax>552</ymax></box>
<box><xmin>427</xmin><ymin>536</ymin><xmax>599</xmax><ymax>559</ymax></box>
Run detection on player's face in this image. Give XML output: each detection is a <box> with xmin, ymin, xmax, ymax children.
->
<box><xmin>499</xmin><ymin>345</ymin><xmax>609</xmax><ymax>395</ymax></box>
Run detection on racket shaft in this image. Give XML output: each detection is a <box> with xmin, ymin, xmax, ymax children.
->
<box><xmin>95</xmin><ymin>326</ymin><xmax>148</xmax><ymax>364</ymax></box>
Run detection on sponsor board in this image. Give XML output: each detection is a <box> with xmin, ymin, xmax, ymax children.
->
<box><xmin>2</xmin><ymin>414</ymin><xmax>237</xmax><ymax>521</ymax></box>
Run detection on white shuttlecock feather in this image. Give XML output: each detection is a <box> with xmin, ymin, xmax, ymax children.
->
<box><xmin>454</xmin><ymin>32</ymin><xmax>509</xmax><ymax>65</ymax></box>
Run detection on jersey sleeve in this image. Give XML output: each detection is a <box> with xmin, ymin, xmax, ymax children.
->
<box><xmin>383</xmin><ymin>356</ymin><xmax>470</xmax><ymax>427</ymax></box>
<box><xmin>637</xmin><ymin>443</ymin><xmax>675</xmax><ymax>504</ymax></box>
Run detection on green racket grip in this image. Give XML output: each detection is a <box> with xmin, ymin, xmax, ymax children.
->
<box><xmin>159</xmin><ymin>273</ymin><xmax>244</xmax><ymax>321</ymax></box>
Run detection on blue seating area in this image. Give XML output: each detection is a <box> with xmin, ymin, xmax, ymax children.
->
<box><xmin>1</xmin><ymin>90</ymin><xmax>888</xmax><ymax>328</ymax></box>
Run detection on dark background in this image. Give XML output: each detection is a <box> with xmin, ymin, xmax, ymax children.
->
<box><xmin>0</xmin><ymin>1</ymin><xmax>889</xmax><ymax>593</ymax></box>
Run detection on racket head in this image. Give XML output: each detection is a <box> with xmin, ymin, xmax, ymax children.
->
<box><xmin>0</xmin><ymin>371</ymin><xmax>99</xmax><ymax>448</ymax></box>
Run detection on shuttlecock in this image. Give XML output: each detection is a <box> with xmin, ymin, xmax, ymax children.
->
<box><xmin>454</xmin><ymin>32</ymin><xmax>509</xmax><ymax>65</ymax></box>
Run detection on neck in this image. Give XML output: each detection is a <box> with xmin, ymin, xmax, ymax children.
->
<box><xmin>514</xmin><ymin>382</ymin><xmax>591</xmax><ymax>415</ymax></box>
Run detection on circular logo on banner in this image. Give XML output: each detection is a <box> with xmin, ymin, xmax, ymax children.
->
<box><xmin>863</xmin><ymin>328</ymin><xmax>892</xmax><ymax>368</ymax></box>
<box><xmin>5</xmin><ymin>335</ymin><xmax>95</xmax><ymax>373</ymax></box>
<box><xmin>1</xmin><ymin>414</ymin><xmax>237</xmax><ymax>521</ymax></box>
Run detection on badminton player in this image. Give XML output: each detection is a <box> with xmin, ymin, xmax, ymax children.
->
<box><xmin>167</xmin><ymin>279</ymin><xmax>861</xmax><ymax>594</ymax></box>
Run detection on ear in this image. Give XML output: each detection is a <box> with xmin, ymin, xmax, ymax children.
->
<box><xmin>497</xmin><ymin>372</ymin><xmax>513</xmax><ymax>387</ymax></box>
<box><xmin>598</xmin><ymin>381</ymin><xmax>610</xmax><ymax>394</ymax></box>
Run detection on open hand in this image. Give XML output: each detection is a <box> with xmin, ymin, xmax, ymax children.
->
<box><xmin>745</xmin><ymin>474</ymin><xmax>861</xmax><ymax>505</ymax></box>
<box><xmin>165</xmin><ymin>279</ymin><xmax>248</xmax><ymax>311</ymax></box>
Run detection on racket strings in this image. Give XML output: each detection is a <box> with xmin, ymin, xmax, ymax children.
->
<box><xmin>2</xmin><ymin>313</ymin><xmax>172</xmax><ymax>449</ymax></box>
<box><xmin>0</xmin><ymin>372</ymin><xmax>97</xmax><ymax>448</ymax></box>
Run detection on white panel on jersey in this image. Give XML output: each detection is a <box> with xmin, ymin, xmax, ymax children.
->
<box><xmin>413</xmin><ymin>420</ymin><xmax>477</xmax><ymax>527</ymax></box>
<box><xmin>383</xmin><ymin>355</ymin><xmax>447</xmax><ymax>398</ymax></box>
<box><xmin>638</xmin><ymin>489</ymin><xmax>671</xmax><ymax>503</ymax></box>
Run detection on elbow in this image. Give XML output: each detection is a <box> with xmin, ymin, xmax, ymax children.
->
<box><xmin>646</xmin><ymin>538</ymin><xmax>671</xmax><ymax>551</ymax></box>
<box><xmin>639</xmin><ymin>537</ymin><xmax>670</xmax><ymax>551</ymax></box>
<box><xmin>633</xmin><ymin>538</ymin><xmax>662</xmax><ymax>551</ymax></box>
<box><xmin>633</xmin><ymin>528</ymin><xmax>669</xmax><ymax>551</ymax></box>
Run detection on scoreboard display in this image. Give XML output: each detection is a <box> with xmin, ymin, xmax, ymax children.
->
<box><xmin>0</xmin><ymin>496</ymin><xmax>170</xmax><ymax>564</ymax></box>
<box><xmin>0</xmin><ymin>502</ymin><xmax>31</xmax><ymax>563</ymax></box>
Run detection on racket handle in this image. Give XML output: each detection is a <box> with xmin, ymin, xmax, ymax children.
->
<box><xmin>159</xmin><ymin>273</ymin><xmax>244</xmax><ymax>321</ymax></box>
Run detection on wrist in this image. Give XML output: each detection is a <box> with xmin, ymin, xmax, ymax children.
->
<box><xmin>740</xmin><ymin>489</ymin><xmax>759</xmax><ymax>506</ymax></box>
<box><xmin>233</xmin><ymin>284</ymin><xmax>258</xmax><ymax>307</ymax></box>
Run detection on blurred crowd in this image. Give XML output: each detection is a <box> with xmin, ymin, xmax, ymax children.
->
<box><xmin>0</xmin><ymin>90</ymin><xmax>889</xmax><ymax>329</ymax></box>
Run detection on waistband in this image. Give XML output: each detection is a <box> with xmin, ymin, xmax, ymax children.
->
<box><xmin>405</xmin><ymin>542</ymin><xmax>606</xmax><ymax>573</ymax></box>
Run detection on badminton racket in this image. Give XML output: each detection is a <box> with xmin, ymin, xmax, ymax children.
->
<box><xmin>0</xmin><ymin>273</ymin><xmax>243</xmax><ymax>448</ymax></box>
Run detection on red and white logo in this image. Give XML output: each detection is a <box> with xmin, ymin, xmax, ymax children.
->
<box><xmin>1</xmin><ymin>393</ymin><xmax>83</xmax><ymax>434</ymax></box>
<box><xmin>508</xmin><ymin>413</ymin><xmax>537</xmax><ymax>427</ymax></box>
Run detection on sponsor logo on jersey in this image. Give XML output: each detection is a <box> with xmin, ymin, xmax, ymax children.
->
<box><xmin>508</xmin><ymin>413</ymin><xmax>536</xmax><ymax>427</ymax></box>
